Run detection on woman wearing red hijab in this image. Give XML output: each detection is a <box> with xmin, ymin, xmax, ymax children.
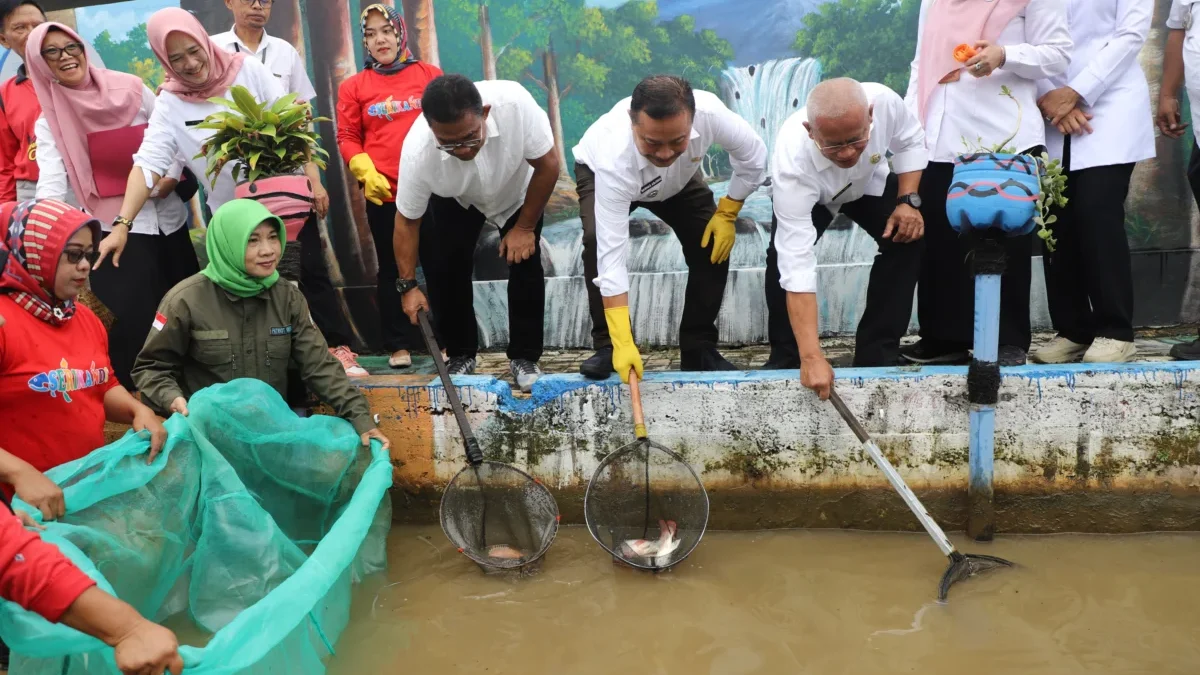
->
<box><xmin>901</xmin><ymin>0</ymin><xmax>1071</xmax><ymax>367</ymax></box>
<box><xmin>336</xmin><ymin>4</ymin><xmax>442</xmax><ymax>369</ymax></box>
<box><xmin>0</xmin><ymin>200</ymin><xmax>167</xmax><ymax>523</ymax></box>
<box><xmin>25</xmin><ymin>22</ymin><xmax>199</xmax><ymax>390</ymax></box>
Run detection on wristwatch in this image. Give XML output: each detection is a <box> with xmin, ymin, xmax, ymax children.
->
<box><xmin>112</xmin><ymin>215</ymin><xmax>134</xmax><ymax>230</ymax></box>
<box><xmin>395</xmin><ymin>278</ymin><xmax>420</xmax><ymax>295</ymax></box>
<box><xmin>897</xmin><ymin>193</ymin><xmax>922</xmax><ymax>209</ymax></box>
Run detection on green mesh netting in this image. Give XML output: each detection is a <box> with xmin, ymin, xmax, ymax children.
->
<box><xmin>0</xmin><ymin>378</ymin><xmax>393</xmax><ymax>675</ymax></box>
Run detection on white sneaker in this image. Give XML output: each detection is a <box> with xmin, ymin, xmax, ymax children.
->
<box><xmin>1030</xmin><ymin>337</ymin><xmax>1089</xmax><ymax>364</ymax></box>
<box><xmin>510</xmin><ymin>359</ymin><xmax>542</xmax><ymax>393</ymax></box>
<box><xmin>388</xmin><ymin>350</ymin><xmax>412</xmax><ymax>368</ymax></box>
<box><xmin>1082</xmin><ymin>337</ymin><xmax>1136</xmax><ymax>363</ymax></box>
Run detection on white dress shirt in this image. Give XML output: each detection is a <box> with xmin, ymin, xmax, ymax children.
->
<box><xmin>1168</xmin><ymin>0</ymin><xmax>1200</xmax><ymax>133</ymax></box>
<box><xmin>773</xmin><ymin>83</ymin><xmax>928</xmax><ymax>295</ymax></box>
<box><xmin>34</xmin><ymin>87</ymin><xmax>188</xmax><ymax>235</ymax></box>
<box><xmin>394</xmin><ymin>80</ymin><xmax>555</xmax><ymax>226</ymax></box>
<box><xmin>1039</xmin><ymin>0</ymin><xmax>1154</xmax><ymax>171</ymax></box>
<box><xmin>572</xmin><ymin>90</ymin><xmax>768</xmax><ymax>297</ymax></box>
<box><xmin>211</xmin><ymin>28</ymin><xmax>317</xmax><ymax>102</ymax></box>
<box><xmin>905</xmin><ymin>0</ymin><xmax>1072</xmax><ymax>162</ymax></box>
<box><xmin>133</xmin><ymin>58</ymin><xmax>286</xmax><ymax>214</ymax></box>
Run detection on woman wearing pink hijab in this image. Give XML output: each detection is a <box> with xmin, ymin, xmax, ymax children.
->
<box><xmin>900</xmin><ymin>0</ymin><xmax>1071</xmax><ymax>368</ymax></box>
<box><xmin>26</xmin><ymin>22</ymin><xmax>198</xmax><ymax>389</ymax></box>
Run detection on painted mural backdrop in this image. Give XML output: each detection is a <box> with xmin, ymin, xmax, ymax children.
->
<box><xmin>33</xmin><ymin>0</ymin><xmax>1200</xmax><ymax>350</ymax></box>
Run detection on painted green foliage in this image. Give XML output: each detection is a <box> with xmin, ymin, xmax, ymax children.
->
<box><xmin>92</xmin><ymin>23</ymin><xmax>165</xmax><ymax>88</ymax></box>
<box><xmin>793</xmin><ymin>0</ymin><xmax>920</xmax><ymax>95</ymax></box>
<box><xmin>438</xmin><ymin>0</ymin><xmax>732</xmax><ymax>173</ymax></box>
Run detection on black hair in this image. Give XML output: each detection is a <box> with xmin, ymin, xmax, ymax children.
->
<box><xmin>0</xmin><ymin>0</ymin><xmax>44</xmax><ymax>31</ymax></box>
<box><xmin>422</xmin><ymin>74</ymin><xmax>484</xmax><ymax>125</ymax></box>
<box><xmin>629</xmin><ymin>75</ymin><xmax>695</xmax><ymax>121</ymax></box>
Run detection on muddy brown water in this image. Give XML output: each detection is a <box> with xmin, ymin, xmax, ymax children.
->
<box><xmin>321</xmin><ymin>525</ymin><xmax>1200</xmax><ymax>675</ymax></box>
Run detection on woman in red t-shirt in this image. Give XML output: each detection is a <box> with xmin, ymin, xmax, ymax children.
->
<box><xmin>336</xmin><ymin>4</ymin><xmax>442</xmax><ymax>369</ymax></box>
<box><xmin>0</xmin><ymin>199</ymin><xmax>166</xmax><ymax>521</ymax></box>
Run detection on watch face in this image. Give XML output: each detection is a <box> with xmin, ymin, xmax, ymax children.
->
<box><xmin>903</xmin><ymin>194</ymin><xmax>923</xmax><ymax>209</ymax></box>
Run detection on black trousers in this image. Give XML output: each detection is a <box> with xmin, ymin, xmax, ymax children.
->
<box><xmin>365</xmin><ymin>201</ymin><xmax>424</xmax><ymax>352</ymax></box>
<box><xmin>765</xmin><ymin>173</ymin><xmax>923</xmax><ymax>366</ymax></box>
<box><xmin>297</xmin><ymin>214</ymin><xmax>353</xmax><ymax>348</ymax></box>
<box><xmin>577</xmin><ymin>162</ymin><xmax>726</xmax><ymax>353</ymax></box>
<box><xmin>917</xmin><ymin>160</ymin><xmax>1034</xmax><ymax>351</ymax></box>
<box><xmin>421</xmin><ymin>196</ymin><xmax>544</xmax><ymax>362</ymax></box>
<box><xmin>1043</xmin><ymin>137</ymin><xmax>1136</xmax><ymax>343</ymax></box>
<box><xmin>91</xmin><ymin>225</ymin><xmax>200</xmax><ymax>390</ymax></box>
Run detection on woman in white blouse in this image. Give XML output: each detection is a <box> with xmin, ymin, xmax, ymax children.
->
<box><xmin>25</xmin><ymin>22</ymin><xmax>198</xmax><ymax>389</ymax></box>
<box><xmin>902</xmin><ymin>0</ymin><xmax>1071</xmax><ymax>367</ymax></box>
<box><xmin>104</xmin><ymin>7</ymin><xmax>366</xmax><ymax>378</ymax></box>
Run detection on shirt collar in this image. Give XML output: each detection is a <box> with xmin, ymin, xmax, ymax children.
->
<box><xmin>228</xmin><ymin>26</ymin><xmax>270</xmax><ymax>54</ymax></box>
<box><xmin>438</xmin><ymin>113</ymin><xmax>500</xmax><ymax>162</ymax></box>
<box><xmin>634</xmin><ymin>125</ymin><xmax>701</xmax><ymax>171</ymax></box>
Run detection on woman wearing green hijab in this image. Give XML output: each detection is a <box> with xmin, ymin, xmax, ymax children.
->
<box><xmin>132</xmin><ymin>200</ymin><xmax>390</xmax><ymax>449</ymax></box>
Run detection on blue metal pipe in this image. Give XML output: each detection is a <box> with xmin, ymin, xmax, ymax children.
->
<box><xmin>968</xmin><ymin>273</ymin><xmax>1001</xmax><ymax>541</ymax></box>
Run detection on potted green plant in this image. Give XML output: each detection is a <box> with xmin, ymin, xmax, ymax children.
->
<box><xmin>196</xmin><ymin>86</ymin><xmax>330</xmax><ymax>277</ymax></box>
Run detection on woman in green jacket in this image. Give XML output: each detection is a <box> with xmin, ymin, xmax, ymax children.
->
<box><xmin>132</xmin><ymin>200</ymin><xmax>390</xmax><ymax>449</ymax></box>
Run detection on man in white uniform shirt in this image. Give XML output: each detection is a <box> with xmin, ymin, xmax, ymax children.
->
<box><xmin>573</xmin><ymin>75</ymin><xmax>767</xmax><ymax>382</ymax></box>
<box><xmin>212</xmin><ymin>0</ymin><xmax>316</xmax><ymax>102</ymax></box>
<box><xmin>1032</xmin><ymin>0</ymin><xmax>1153</xmax><ymax>365</ymax></box>
<box><xmin>393</xmin><ymin>75</ymin><xmax>560</xmax><ymax>392</ymax></box>
<box><xmin>765</xmin><ymin>79</ymin><xmax>927</xmax><ymax>393</ymax></box>
<box><xmin>1161</xmin><ymin>0</ymin><xmax>1200</xmax><ymax>361</ymax></box>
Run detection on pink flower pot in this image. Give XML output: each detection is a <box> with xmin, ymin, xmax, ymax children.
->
<box><xmin>234</xmin><ymin>174</ymin><xmax>313</xmax><ymax>242</ymax></box>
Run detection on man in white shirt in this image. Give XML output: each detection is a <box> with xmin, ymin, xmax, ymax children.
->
<box><xmin>765</xmin><ymin>79</ymin><xmax>927</xmax><ymax>391</ymax></box>
<box><xmin>393</xmin><ymin>75</ymin><xmax>560</xmax><ymax>392</ymax></box>
<box><xmin>1031</xmin><ymin>0</ymin><xmax>1153</xmax><ymax>365</ymax></box>
<box><xmin>573</xmin><ymin>75</ymin><xmax>767</xmax><ymax>381</ymax></box>
<box><xmin>1161</xmin><ymin>0</ymin><xmax>1200</xmax><ymax>361</ymax></box>
<box><xmin>211</xmin><ymin>0</ymin><xmax>317</xmax><ymax>102</ymax></box>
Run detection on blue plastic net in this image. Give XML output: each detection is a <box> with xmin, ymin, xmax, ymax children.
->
<box><xmin>0</xmin><ymin>378</ymin><xmax>393</xmax><ymax>675</ymax></box>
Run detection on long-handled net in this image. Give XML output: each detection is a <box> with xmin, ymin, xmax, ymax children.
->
<box><xmin>418</xmin><ymin>311</ymin><xmax>559</xmax><ymax>573</ymax></box>
<box><xmin>584</xmin><ymin>374</ymin><xmax>708</xmax><ymax>571</ymax></box>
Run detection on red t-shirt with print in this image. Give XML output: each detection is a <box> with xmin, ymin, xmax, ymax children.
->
<box><xmin>335</xmin><ymin>62</ymin><xmax>443</xmax><ymax>198</ymax></box>
<box><xmin>0</xmin><ymin>295</ymin><xmax>116</xmax><ymax>491</ymax></box>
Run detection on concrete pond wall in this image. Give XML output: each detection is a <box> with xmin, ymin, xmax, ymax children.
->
<box><xmin>361</xmin><ymin>362</ymin><xmax>1200</xmax><ymax>535</ymax></box>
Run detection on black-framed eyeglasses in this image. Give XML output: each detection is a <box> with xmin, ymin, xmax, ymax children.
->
<box><xmin>62</xmin><ymin>248</ymin><xmax>100</xmax><ymax>266</ymax></box>
<box><xmin>435</xmin><ymin>122</ymin><xmax>486</xmax><ymax>153</ymax></box>
<box><xmin>235</xmin><ymin>0</ymin><xmax>273</xmax><ymax>7</ymax></box>
<box><xmin>40</xmin><ymin>42</ymin><xmax>84</xmax><ymax>62</ymax></box>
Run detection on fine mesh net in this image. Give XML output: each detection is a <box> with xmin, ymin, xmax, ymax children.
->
<box><xmin>0</xmin><ymin>378</ymin><xmax>392</xmax><ymax>675</ymax></box>
<box><xmin>440</xmin><ymin>461</ymin><xmax>559</xmax><ymax>571</ymax></box>
<box><xmin>584</xmin><ymin>439</ymin><xmax>709</xmax><ymax>571</ymax></box>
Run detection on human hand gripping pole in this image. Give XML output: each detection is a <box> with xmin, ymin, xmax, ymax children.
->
<box><xmin>605</xmin><ymin>305</ymin><xmax>643</xmax><ymax>384</ymax></box>
<box><xmin>701</xmin><ymin>196</ymin><xmax>743</xmax><ymax>264</ymax></box>
<box><xmin>827</xmin><ymin>388</ymin><xmax>1014</xmax><ymax>601</ymax></box>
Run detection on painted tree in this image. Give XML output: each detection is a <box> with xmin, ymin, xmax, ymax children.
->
<box><xmin>91</xmin><ymin>24</ymin><xmax>163</xmax><ymax>87</ymax></box>
<box><xmin>402</xmin><ymin>0</ymin><xmax>441</xmax><ymax>66</ymax></box>
<box><xmin>793</xmin><ymin>0</ymin><xmax>920</xmax><ymax>94</ymax></box>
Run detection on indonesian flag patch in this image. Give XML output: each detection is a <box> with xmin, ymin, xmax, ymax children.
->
<box><xmin>152</xmin><ymin>312</ymin><xmax>167</xmax><ymax>331</ymax></box>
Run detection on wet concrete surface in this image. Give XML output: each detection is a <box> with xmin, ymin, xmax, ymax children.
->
<box><xmin>328</xmin><ymin>525</ymin><xmax>1200</xmax><ymax>675</ymax></box>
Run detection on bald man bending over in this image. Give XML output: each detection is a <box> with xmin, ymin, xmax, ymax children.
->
<box><xmin>764</xmin><ymin>78</ymin><xmax>928</xmax><ymax>395</ymax></box>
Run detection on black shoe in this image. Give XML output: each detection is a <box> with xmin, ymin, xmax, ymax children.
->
<box><xmin>1</xmin><ymin>638</ymin><xmax>9</xmax><ymax>670</ymax></box>
<box><xmin>681</xmin><ymin>347</ymin><xmax>738</xmax><ymax>371</ymax></box>
<box><xmin>998</xmin><ymin>345</ymin><xmax>1027</xmax><ymax>366</ymax></box>
<box><xmin>900</xmin><ymin>340</ymin><xmax>970</xmax><ymax>365</ymax></box>
<box><xmin>579</xmin><ymin>347</ymin><xmax>614</xmax><ymax>379</ymax></box>
<box><xmin>1170</xmin><ymin>339</ymin><xmax>1200</xmax><ymax>361</ymax></box>
<box><xmin>762</xmin><ymin>349</ymin><xmax>800</xmax><ymax>370</ymax></box>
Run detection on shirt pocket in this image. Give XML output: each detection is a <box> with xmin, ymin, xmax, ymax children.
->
<box><xmin>265</xmin><ymin>334</ymin><xmax>293</xmax><ymax>393</ymax></box>
<box><xmin>189</xmin><ymin>331</ymin><xmax>234</xmax><ymax>382</ymax></box>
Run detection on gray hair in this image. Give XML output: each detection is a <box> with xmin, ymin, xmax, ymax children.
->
<box><xmin>805</xmin><ymin>78</ymin><xmax>869</xmax><ymax>126</ymax></box>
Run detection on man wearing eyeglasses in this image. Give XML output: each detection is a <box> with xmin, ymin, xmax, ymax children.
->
<box><xmin>0</xmin><ymin>0</ymin><xmax>45</xmax><ymax>204</ymax></box>
<box><xmin>211</xmin><ymin>0</ymin><xmax>316</xmax><ymax>103</ymax></box>
<box><xmin>764</xmin><ymin>78</ymin><xmax>927</xmax><ymax>395</ymax></box>
<box><xmin>392</xmin><ymin>74</ymin><xmax>559</xmax><ymax>393</ymax></box>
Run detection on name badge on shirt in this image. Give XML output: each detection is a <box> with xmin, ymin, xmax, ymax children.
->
<box><xmin>270</xmin><ymin>325</ymin><xmax>293</xmax><ymax>336</ymax></box>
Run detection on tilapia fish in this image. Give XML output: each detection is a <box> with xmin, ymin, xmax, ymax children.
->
<box><xmin>619</xmin><ymin>519</ymin><xmax>681</xmax><ymax>567</ymax></box>
<box><xmin>486</xmin><ymin>545</ymin><xmax>525</xmax><ymax>560</ymax></box>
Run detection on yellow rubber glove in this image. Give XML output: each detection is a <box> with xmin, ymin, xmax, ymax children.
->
<box><xmin>700</xmin><ymin>196</ymin><xmax>744</xmax><ymax>264</ymax></box>
<box><xmin>605</xmin><ymin>305</ymin><xmax>644</xmax><ymax>384</ymax></box>
<box><xmin>348</xmin><ymin>153</ymin><xmax>393</xmax><ymax>206</ymax></box>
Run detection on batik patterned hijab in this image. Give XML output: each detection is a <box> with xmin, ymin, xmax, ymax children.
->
<box><xmin>0</xmin><ymin>200</ymin><xmax>101</xmax><ymax>326</ymax></box>
<box><xmin>361</xmin><ymin>4</ymin><xmax>416</xmax><ymax>75</ymax></box>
